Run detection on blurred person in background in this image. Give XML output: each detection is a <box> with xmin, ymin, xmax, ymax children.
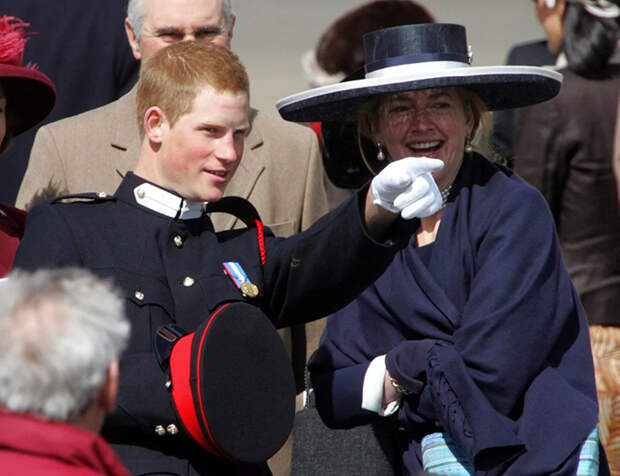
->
<box><xmin>513</xmin><ymin>2</ymin><xmax>620</xmax><ymax>468</ymax></box>
<box><xmin>0</xmin><ymin>15</ymin><xmax>55</xmax><ymax>278</ymax></box>
<box><xmin>0</xmin><ymin>268</ymin><xmax>130</xmax><ymax>475</ymax></box>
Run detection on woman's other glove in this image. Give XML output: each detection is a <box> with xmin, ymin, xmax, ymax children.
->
<box><xmin>371</xmin><ymin>157</ymin><xmax>444</xmax><ymax>219</ymax></box>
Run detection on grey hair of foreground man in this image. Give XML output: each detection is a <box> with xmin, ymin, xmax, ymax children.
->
<box><xmin>127</xmin><ymin>0</ymin><xmax>234</xmax><ymax>40</ymax></box>
<box><xmin>0</xmin><ymin>268</ymin><xmax>130</xmax><ymax>422</ymax></box>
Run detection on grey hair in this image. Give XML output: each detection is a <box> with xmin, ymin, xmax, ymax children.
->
<box><xmin>127</xmin><ymin>0</ymin><xmax>233</xmax><ymax>40</ymax></box>
<box><xmin>0</xmin><ymin>268</ymin><xmax>130</xmax><ymax>422</ymax></box>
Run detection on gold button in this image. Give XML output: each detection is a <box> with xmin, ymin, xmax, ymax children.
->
<box><xmin>166</xmin><ymin>424</ymin><xmax>179</xmax><ymax>435</ymax></box>
<box><xmin>173</xmin><ymin>235</ymin><xmax>183</xmax><ymax>248</ymax></box>
<box><xmin>137</xmin><ymin>189</ymin><xmax>146</xmax><ymax>199</ymax></box>
<box><xmin>134</xmin><ymin>290</ymin><xmax>144</xmax><ymax>301</ymax></box>
<box><xmin>97</xmin><ymin>192</ymin><xmax>107</xmax><ymax>198</ymax></box>
<box><xmin>183</xmin><ymin>276</ymin><xmax>195</xmax><ymax>287</ymax></box>
<box><xmin>155</xmin><ymin>425</ymin><xmax>166</xmax><ymax>436</ymax></box>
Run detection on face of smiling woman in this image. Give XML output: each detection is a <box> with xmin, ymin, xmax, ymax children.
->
<box><xmin>372</xmin><ymin>87</ymin><xmax>473</xmax><ymax>190</ymax></box>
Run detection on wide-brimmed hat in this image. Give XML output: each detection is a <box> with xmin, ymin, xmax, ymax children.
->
<box><xmin>0</xmin><ymin>16</ymin><xmax>55</xmax><ymax>136</ymax></box>
<box><xmin>277</xmin><ymin>23</ymin><xmax>562</xmax><ymax>122</ymax></box>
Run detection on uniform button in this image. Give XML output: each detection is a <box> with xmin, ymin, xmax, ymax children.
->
<box><xmin>97</xmin><ymin>192</ymin><xmax>107</xmax><ymax>198</ymax></box>
<box><xmin>137</xmin><ymin>189</ymin><xmax>146</xmax><ymax>199</ymax></box>
<box><xmin>155</xmin><ymin>425</ymin><xmax>166</xmax><ymax>436</ymax></box>
<box><xmin>134</xmin><ymin>290</ymin><xmax>145</xmax><ymax>301</ymax></box>
<box><xmin>166</xmin><ymin>424</ymin><xmax>179</xmax><ymax>435</ymax></box>
<box><xmin>173</xmin><ymin>235</ymin><xmax>184</xmax><ymax>248</ymax></box>
<box><xmin>183</xmin><ymin>276</ymin><xmax>195</xmax><ymax>287</ymax></box>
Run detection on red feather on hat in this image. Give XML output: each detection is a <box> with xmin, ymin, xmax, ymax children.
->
<box><xmin>0</xmin><ymin>16</ymin><xmax>31</xmax><ymax>67</ymax></box>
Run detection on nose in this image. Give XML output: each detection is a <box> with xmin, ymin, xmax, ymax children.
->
<box><xmin>216</xmin><ymin>132</ymin><xmax>242</xmax><ymax>163</ymax></box>
<box><xmin>409</xmin><ymin>109</ymin><xmax>435</xmax><ymax>131</ymax></box>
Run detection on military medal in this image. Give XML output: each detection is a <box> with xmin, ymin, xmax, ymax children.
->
<box><xmin>222</xmin><ymin>262</ymin><xmax>260</xmax><ymax>298</ymax></box>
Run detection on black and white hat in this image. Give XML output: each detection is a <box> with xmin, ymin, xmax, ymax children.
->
<box><xmin>277</xmin><ymin>23</ymin><xmax>562</xmax><ymax>122</ymax></box>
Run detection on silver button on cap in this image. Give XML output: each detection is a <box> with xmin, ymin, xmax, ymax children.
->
<box><xmin>183</xmin><ymin>276</ymin><xmax>195</xmax><ymax>287</ymax></box>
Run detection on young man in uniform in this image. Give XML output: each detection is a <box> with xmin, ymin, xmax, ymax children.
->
<box><xmin>14</xmin><ymin>40</ymin><xmax>443</xmax><ymax>475</ymax></box>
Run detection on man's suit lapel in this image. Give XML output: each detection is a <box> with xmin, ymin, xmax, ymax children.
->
<box><xmin>109</xmin><ymin>87</ymin><xmax>141</xmax><ymax>181</ymax></box>
<box><xmin>211</xmin><ymin>108</ymin><xmax>266</xmax><ymax>231</ymax></box>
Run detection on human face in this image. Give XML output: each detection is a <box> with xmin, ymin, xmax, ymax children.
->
<box><xmin>373</xmin><ymin>87</ymin><xmax>473</xmax><ymax>190</ymax></box>
<box><xmin>155</xmin><ymin>87</ymin><xmax>249</xmax><ymax>202</ymax></box>
<box><xmin>127</xmin><ymin>0</ymin><xmax>234</xmax><ymax>61</ymax></box>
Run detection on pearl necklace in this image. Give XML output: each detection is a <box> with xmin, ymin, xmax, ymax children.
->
<box><xmin>440</xmin><ymin>184</ymin><xmax>453</xmax><ymax>209</ymax></box>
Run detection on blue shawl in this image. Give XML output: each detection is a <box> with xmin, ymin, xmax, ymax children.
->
<box><xmin>309</xmin><ymin>153</ymin><xmax>600</xmax><ymax>475</ymax></box>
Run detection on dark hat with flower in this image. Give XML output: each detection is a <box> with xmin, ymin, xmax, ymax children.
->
<box><xmin>0</xmin><ymin>16</ymin><xmax>55</xmax><ymax>136</ymax></box>
<box><xmin>278</xmin><ymin>23</ymin><xmax>563</xmax><ymax>122</ymax></box>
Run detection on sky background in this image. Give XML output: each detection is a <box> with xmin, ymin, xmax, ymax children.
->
<box><xmin>231</xmin><ymin>1</ymin><xmax>546</xmax><ymax>115</ymax></box>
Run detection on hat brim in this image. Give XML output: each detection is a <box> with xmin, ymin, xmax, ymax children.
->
<box><xmin>277</xmin><ymin>65</ymin><xmax>562</xmax><ymax>122</ymax></box>
<box><xmin>0</xmin><ymin>64</ymin><xmax>56</xmax><ymax>136</ymax></box>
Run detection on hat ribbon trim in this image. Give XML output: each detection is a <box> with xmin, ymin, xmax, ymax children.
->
<box><xmin>366</xmin><ymin>60</ymin><xmax>470</xmax><ymax>79</ymax></box>
<box><xmin>366</xmin><ymin>52</ymin><xmax>469</xmax><ymax>75</ymax></box>
<box><xmin>170</xmin><ymin>333</ymin><xmax>224</xmax><ymax>456</ymax></box>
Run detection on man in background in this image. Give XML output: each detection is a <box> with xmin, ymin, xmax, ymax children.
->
<box><xmin>0</xmin><ymin>268</ymin><xmax>131</xmax><ymax>475</ymax></box>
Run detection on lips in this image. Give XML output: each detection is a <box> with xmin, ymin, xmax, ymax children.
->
<box><xmin>205</xmin><ymin>169</ymin><xmax>229</xmax><ymax>178</ymax></box>
<box><xmin>407</xmin><ymin>140</ymin><xmax>442</xmax><ymax>155</ymax></box>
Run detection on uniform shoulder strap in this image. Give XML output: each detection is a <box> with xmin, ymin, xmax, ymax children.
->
<box><xmin>206</xmin><ymin>197</ymin><xmax>266</xmax><ymax>266</ymax></box>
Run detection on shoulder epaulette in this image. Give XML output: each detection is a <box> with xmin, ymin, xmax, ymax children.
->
<box><xmin>51</xmin><ymin>192</ymin><xmax>116</xmax><ymax>205</ymax></box>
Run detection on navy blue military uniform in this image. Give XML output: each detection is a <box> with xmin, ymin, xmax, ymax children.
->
<box><xmin>14</xmin><ymin>172</ymin><xmax>412</xmax><ymax>475</ymax></box>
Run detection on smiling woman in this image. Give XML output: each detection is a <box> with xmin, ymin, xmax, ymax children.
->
<box><xmin>278</xmin><ymin>22</ymin><xmax>609</xmax><ymax>474</ymax></box>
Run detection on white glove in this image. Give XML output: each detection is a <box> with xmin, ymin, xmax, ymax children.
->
<box><xmin>371</xmin><ymin>157</ymin><xmax>444</xmax><ymax>219</ymax></box>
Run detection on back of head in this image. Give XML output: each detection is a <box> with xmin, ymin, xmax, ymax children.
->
<box><xmin>0</xmin><ymin>269</ymin><xmax>130</xmax><ymax>422</ymax></box>
<box><xmin>563</xmin><ymin>0</ymin><xmax>620</xmax><ymax>77</ymax></box>
<box><xmin>306</xmin><ymin>0</ymin><xmax>435</xmax><ymax>86</ymax></box>
<box><xmin>137</xmin><ymin>40</ymin><xmax>249</xmax><ymax>130</ymax></box>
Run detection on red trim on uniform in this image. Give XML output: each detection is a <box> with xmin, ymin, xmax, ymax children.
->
<box><xmin>310</xmin><ymin>121</ymin><xmax>322</xmax><ymax>148</ymax></box>
<box><xmin>194</xmin><ymin>303</ymin><xmax>231</xmax><ymax>459</ymax></box>
<box><xmin>169</xmin><ymin>334</ymin><xmax>219</xmax><ymax>455</ymax></box>
<box><xmin>253</xmin><ymin>219</ymin><xmax>266</xmax><ymax>266</ymax></box>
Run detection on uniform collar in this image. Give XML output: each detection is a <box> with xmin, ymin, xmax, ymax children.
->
<box><xmin>120</xmin><ymin>173</ymin><xmax>207</xmax><ymax>220</ymax></box>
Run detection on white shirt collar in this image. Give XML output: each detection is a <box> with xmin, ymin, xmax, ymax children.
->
<box><xmin>133</xmin><ymin>182</ymin><xmax>206</xmax><ymax>219</ymax></box>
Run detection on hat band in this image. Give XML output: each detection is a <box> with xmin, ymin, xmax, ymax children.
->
<box><xmin>366</xmin><ymin>60</ymin><xmax>469</xmax><ymax>79</ymax></box>
<box><xmin>365</xmin><ymin>52</ymin><xmax>469</xmax><ymax>74</ymax></box>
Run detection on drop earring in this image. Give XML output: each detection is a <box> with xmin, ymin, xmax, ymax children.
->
<box><xmin>377</xmin><ymin>143</ymin><xmax>386</xmax><ymax>161</ymax></box>
<box><xmin>464</xmin><ymin>136</ymin><xmax>473</xmax><ymax>154</ymax></box>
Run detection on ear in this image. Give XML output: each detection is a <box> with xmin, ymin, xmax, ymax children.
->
<box><xmin>227</xmin><ymin>13</ymin><xmax>236</xmax><ymax>42</ymax></box>
<box><xmin>98</xmin><ymin>359</ymin><xmax>120</xmax><ymax>413</ymax></box>
<box><xmin>144</xmin><ymin>106</ymin><xmax>169</xmax><ymax>145</ymax></box>
<box><xmin>125</xmin><ymin>18</ymin><xmax>142</xmax><ymax>61</ymax></box>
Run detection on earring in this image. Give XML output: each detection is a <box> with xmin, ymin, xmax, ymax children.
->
<box><xmin>464</xmin><ymin>135</ymin><xmax>473</xmax><ymax>154</ymax></box>
<box><xmin>377</xmin><ymin>143</ymin><xmax>386</xmax><ymax>161</ymax></box>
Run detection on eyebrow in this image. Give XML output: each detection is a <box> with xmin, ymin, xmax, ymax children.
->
<box><xmin>390</xmin><ymin>91</ymin><xmax>453</xmax><ymax>101</ymax></box>
<box><xmin>154</xmin><ymin>24</ymin><xmax>223</xmax><ymax>37</ymax></box>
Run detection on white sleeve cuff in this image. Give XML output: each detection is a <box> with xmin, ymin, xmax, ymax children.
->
<box><xmin>362</xmin><ymin>355</ymin><xmax>400</xmax><ymax>416</ymax></box>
